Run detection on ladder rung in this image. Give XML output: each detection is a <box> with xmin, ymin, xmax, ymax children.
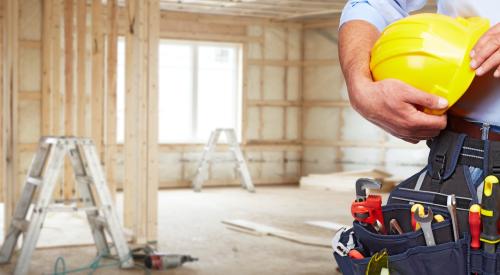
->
<box><xmin>12</xmin><ymin>219</ymin><xmax>29</xmax><ymax>232</ymax></box>
<box><xmin>26</xmin><ymin>177</ymin><xmax>42</xmax><ymax>186</ymax></box>
<box><xmin>89</xmin><ymin>216</ymin><xmax>107</xmax><ymax>228</ymax></box>
<box><xmin>75</xmin><ymin>176</ymin><xmax>93</xmax><ymax>185</ymax></box>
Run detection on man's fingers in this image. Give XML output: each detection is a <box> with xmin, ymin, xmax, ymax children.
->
<box><xmin>471</xmin><ymin>24</ymin><xmax>500</xmax><ymax>71</ymax></box>
<box><xmin>401</xmin><ymin>87</ymin><xmax>448</xmax><ymax>110</ymax></box>
<box><xmin>495</xmin><ymin>65</ymin><xmax>500</xmax><ymax>78</ymax></box>
<box><xmin>474</xmin><ymin>49</ymin><xmax>500</xmax><ymax>76</ymax></box>
<box><xmin>411</xmin><ymin>112</ymin><xmax>448</xmax><ymax>131</ymax></box>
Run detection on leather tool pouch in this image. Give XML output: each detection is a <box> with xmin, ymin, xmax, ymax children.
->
<box><xmin>334</xmin><ymin>130</ymin><xmax>497</xmax><ymax>274</ymax></box>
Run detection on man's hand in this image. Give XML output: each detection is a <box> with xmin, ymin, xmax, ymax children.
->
<box><xmin>470</xmin><ymin>23</ymin><xmax>500</xmax><ymax>78</ymax></box>
<box><xmin>339</xmin><ymin>21</ymin><xmax>448</xmax><ymax>143</ymax></box>
<box><xmin>350</xmin><ymin>79</ymin><xmax>448</xmax><ymax>144</ymax></box>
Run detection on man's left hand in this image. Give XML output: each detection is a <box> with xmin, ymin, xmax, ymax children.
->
<box><xmin>471</xmin><ymin>23</ymin><xmax>500</xmax><ymax>78</ymax></box>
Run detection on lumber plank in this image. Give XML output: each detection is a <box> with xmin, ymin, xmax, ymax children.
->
<box><xmin>76</xmin><ymin>0</ymin><xmax>87</xmax><ymax>137</ymax></box>
<box><xmin>105</xmin><ymin>0</ymin><xmax>118</xmax><ymax>201</ymax></box>
<box><xmin>91</xmin><ymin>0</ymin><xmax>104</xmax><ymax>157</ymax></box>
<box><xmin>64</xmin><ymin>0</ymin><xmax>75</xmax><ymax>201</ymax></box>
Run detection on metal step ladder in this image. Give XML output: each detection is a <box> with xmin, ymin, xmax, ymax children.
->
<box><xmin>192</xmin><ymin>129</ymin><xmax>255</xmax><ymax>193</ymax></box>
<box><xmin>0</xmin><ymin>137</ymin><xmax>134</xmax><ymax>275</ymax></box>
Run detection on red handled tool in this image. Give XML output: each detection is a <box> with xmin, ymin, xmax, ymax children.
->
<box><xmin>351</xmin><ymin>178</ymin><xmax>385</xmax><ymax>234</ymax></box>
<box><xmin>469</xmin><ymin>204</ymin><xmax>481</xmax><ymax>250</ymax></box>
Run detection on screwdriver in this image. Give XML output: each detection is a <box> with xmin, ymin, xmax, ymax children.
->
<box><xmin>469</xmin><ymin>204</ymin><xmax>481</xmax><ymax>250</ymax></box>
<box><xmin>480</xmin><ymin>175</ymin><xmax>500</xmax><ymax>254</ymax></box>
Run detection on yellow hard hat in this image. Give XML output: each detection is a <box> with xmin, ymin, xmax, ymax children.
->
<box><xmin>370</xmin><ymin>13</ymin><xmax>490</xmax><ymax>115</ymax></box>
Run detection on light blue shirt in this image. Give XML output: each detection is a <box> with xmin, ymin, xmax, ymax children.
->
<box><xmin>340</xmin><ymin>0</ymin><xmax>500</xmax><ymax>126</ymax></box>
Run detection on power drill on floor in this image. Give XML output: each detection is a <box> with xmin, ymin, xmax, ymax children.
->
<box><xmin>132</xmin><ymin>245</ymin><xmax>198</xmax><ymax>270</ymax></box>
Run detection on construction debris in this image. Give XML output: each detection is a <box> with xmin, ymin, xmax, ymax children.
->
<box><xmin>222</xmin><ymin>219</ymin><xmax>331</xmax><ymax>248</ymax></box>
<box><xmin>299</xmin><ymin>169</ymin><xmax>396</xmax><ymax>193</ymax></box>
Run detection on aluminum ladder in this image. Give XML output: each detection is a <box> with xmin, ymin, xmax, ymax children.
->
<box><xmin>0</xmin><ymin>137</ymin><xmax>134</xmax><ymax>275</ymax></box>
<box><xmin>192</xmin><ymin>129</ymin><xmax>255</xmax><ymax>193</ymax></box>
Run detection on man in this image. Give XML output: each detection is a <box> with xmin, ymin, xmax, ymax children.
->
<box><xmin>339</xmin><ymin>1</ymin><xmax>500</xmax><ymax>188</ymax></box>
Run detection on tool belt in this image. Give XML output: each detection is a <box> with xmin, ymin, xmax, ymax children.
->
<box><xmin>334</xmin><ymin>130</ymin><xmax>500</xmax><ymax>275</ymax></box>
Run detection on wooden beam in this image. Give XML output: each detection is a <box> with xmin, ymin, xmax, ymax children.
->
<box><xmin>64</xmin><ymin>0</ymin><xmax>75</xmax><ymax>201</ymax></box>
<box><xmin>3</xmin><ymin>0</ymin><xmax>19</xmax><ymax>234</ymax></box>
<box><xmin>105</xmin><ymin>0</ymin><xmax>118</xmax><ymax>201</ymax></box>
<box><xmin>91</xmin><ymin>0</ymin><xmax>104</xmax><ymax>156</ymax></box>
<box><xmin>76</xmin><ymin>0</ymin><xmax>87</xmax><ymax>138</ymax></box>
<box><xmin>124</xmin><ymin>0</ymin><xmax>159</xmax><ymax>244</ymax></box>
<box><xmin>41</xmin><ymin>0</ymin><xmax>53</xmax><ymax>136</ymax></box>
<box><xmin>146</xmin><ymin>0</ymin><xmax>159</xmax><ymax>243</ymax></box>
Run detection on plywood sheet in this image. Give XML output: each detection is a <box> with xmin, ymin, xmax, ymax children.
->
<box><xmin>287</xmin><ymin>28</ymin><xmax>301</xmax><ymax>61</ymax></box>
<box><xmin>246</xmin><ymin>107</ymin><xmax>260</xmax><ymax>140</ymax></box>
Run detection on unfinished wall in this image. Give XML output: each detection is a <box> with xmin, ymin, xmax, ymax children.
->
<box><xmin>113</xmin><ymin>12</ymin><xmax>304</xmax><ymax>189</ymax></box>
<box><xmin>301</xmin><ymin>19</ymin><xmax>429</xmax><ymax>179</ymax></box>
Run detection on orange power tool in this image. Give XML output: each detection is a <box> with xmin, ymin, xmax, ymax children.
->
<box><xmin>351</xmin><ymin>179</ymin><xmax>385</xmax><ymax>234</ymax></box>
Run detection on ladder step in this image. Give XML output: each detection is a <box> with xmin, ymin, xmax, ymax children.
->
<box><xmin>89</xmin><ymin>216</ymin><xmax>107</xmax><ymax>228</ymax></box>
<box><xmin>26</xmin><ymin>177</ymin><xmax>42</xmax><ymax>186</ymax></box>
<box><xmin>75</xmin><ymin>176</ymin><xmax>93</xmax><ymax>185</ymax></box>
<box><xmin>12</xmin><ymin>219</ymin><xmax>29</xmax><ymax>232</ymax></box>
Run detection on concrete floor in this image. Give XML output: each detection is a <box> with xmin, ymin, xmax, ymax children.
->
<box><xmin>0</xmin><ymin>186</ymin><xmax>358</xmax><ymax>275</ymax></box>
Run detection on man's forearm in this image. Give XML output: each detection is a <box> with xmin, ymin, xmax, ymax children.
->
<box><xmin>338</xmin><ymin>21</ymin><xmax>381</xmax><ymax>106</ymax></box>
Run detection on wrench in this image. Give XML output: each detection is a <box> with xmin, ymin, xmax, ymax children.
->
<box><xmin>447</xmin><ymin>194</ymin><xmax>459</xmax><ymax>242</ymax></box>
<box><xmin>415</xmin><ymin>206</ymin><xmax>436</xmax><ymax>246</ymax></box>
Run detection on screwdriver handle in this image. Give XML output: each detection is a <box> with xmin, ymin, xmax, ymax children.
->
<box><xmin>469</xmin><ymin>204</ymin><xmax>481</xmax><ymax>250</ymax></box>
<box><xmin>480</xmin><ymin>175</ymin><xmax>500</xmax><ymax>253</ymax></box>
<box><xmin>411</xmin><ymin>204</ymin><xmax>423</xmax><ymax>231</ymax></box>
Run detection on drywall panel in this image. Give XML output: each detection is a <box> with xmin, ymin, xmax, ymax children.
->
<box><xmin>288</xmin><ymin>28</ymin><xmax>301</xmax><ymax>61</ymax></box>
<box><xmin>246</xmin><ymin>107</ymin><xmax>260</xmax><ymax>140</ymax></box>
<box><xmin>264</xmin><ymin>27</ymin><xmax>286</xmax><ymax>60</ymax></box>
<box><xmin>339</xmin><ymin>82</ymin><xmax>349</xmax><ymax>101</ymax></box>
<box><xmin>303</xmin><ymin>66</ymin><xmax>343</xmax><ymax>100</ymax></box>
<box><xmin>304</xmin><ymin>28</ymin><xmax>338</xmax><ymax>60</ymax></box>
<box><xmin>287</xmin><ymin>67</ymin><xmax>300</xmax><ymax>101</ymax></box>
<box><xmin>247</xmin><ymin>65</ymin><xmax>261</xmax><ymax>100</ymax></box>
<box><xmin>19</xmin><ymin>47</ymin><xmax>41</xmax><ymax>92</ymax></box>
<box><xmin>262</xmin><ymin>66</ymin><xmax>285</xmax><ymax>100</ymax></box>
<box><xmin>262</xmin><ymin>107</ymin><xmax>284</xmax><ymax>140</ymax></box>
<box><xmin>182</xmin><ymin>151</ymin><xmax>202</xmax><ymax>180</ymax></box>
<box><xmin>261</xmin><ymin>152</ymin><xmax>285</xmax><ymax>179</ymax></box>
<box><xmin>19</xmin><ymin>0</ymin><xmax>42</xmax><ymax>40</ymax></box>
<box><xmin>303</xmin><ymin>107</ymin><xmax>340</xmax><ymax>140</ymax></box>
<box><xmin>302</xmin><ymin>146</ymin><xmax>339</xmax><ymax>175</ymax></box>
<box><xmin>18</xmin><ymin>100</ymin><xmax>41</xmax><ymax>143</ymax></box>
<box><xmin>286</xmin><ymin>107</ymin><xmax>299</xmax><ymax>140</ymax></box>
<box><xmin>341</xmin><ymin>108</ymin><xmax>383</xmax><ymax>142</ymax></box>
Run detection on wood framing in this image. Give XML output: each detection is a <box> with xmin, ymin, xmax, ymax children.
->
<box><xmin>124</xmin><ymin>0</ymin><xmax>159</xmax><ymax>244</ymax></box>
<box><xmin>3</xmin><ymin>0</ymin><xmax>19</xmax><ymax>232</ymax></box>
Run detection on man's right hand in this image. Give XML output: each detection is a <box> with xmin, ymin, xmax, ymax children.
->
<box><xmin>349</xmin><ymin>78</ymin><xmax>449</xmax><ymax>144</ymax></box>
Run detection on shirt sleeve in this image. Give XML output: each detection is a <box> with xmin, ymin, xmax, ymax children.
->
<box><xmin>339</xmin><ymin>1</ymin><xmax>388</xmax><ymax>32</ymax></box>
<box><xmin>339</xmin><ymin>0</ymin><xmax>428</xmax><ymax>32</ymax></box>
